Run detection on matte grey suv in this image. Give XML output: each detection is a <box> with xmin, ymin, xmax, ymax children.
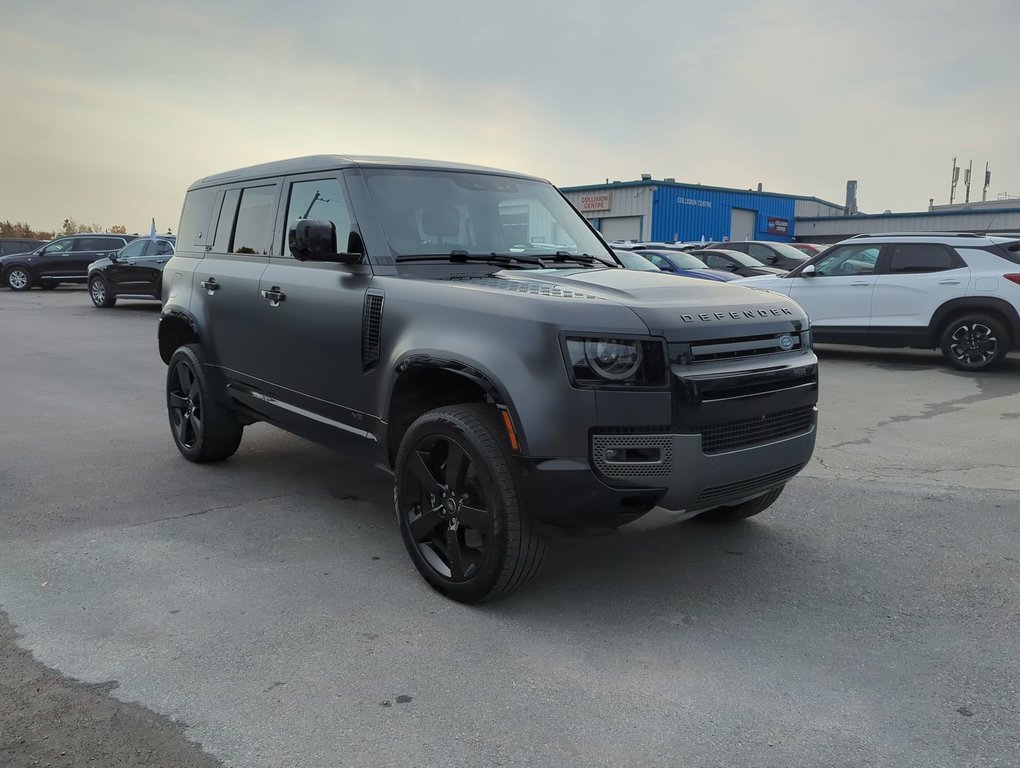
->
<box><xmin>158</xmin><ymin>156</ymin><xmax>819</xmax><ymax>602</ymax></box>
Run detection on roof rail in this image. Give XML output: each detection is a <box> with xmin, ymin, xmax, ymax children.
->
<box><xmin>850</xmin><ymin>231</ymin><xmax>984</xmax><ymax>239</ymax></box>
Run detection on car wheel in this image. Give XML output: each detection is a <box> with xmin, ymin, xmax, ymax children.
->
<box><xmin>89</xmin><ymin>276</ymin><xmax>116</xmax><ymax>308</ymax></box>
<box><xmin>697</xmin><ymin>485</ymin><xmax>785</xmax><ymax>524</ymax></box>
<box><xmin>395</xmin><ymin>404</ymin><xmax>546</xmax><ymax>603</ymax></box>
<box><xmin>166</xmin><ymin>344</ymin><xmax>243</xmax><ymax>462</ymax></box>
<box><xmin>939</xmin><ymin>314</ymin><xmax>1010</xmax><ymax>371</ymax></box>
<box><xmin>5</xmin><ymin>267</ymin><xmax>32</xmax><ymax>291</ymax></box>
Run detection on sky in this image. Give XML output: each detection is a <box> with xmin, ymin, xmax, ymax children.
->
<box><xmin>1</xmin><ymin>0</ymin><xmax>1018</xmax><ymax>234</ymax></box>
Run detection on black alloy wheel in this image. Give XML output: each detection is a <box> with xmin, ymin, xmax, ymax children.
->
<box><xmin>6</xmin><ymin>267</ymin><xmax>31</xmax><ymax>291</ymax></box>
<box><xmin>165</xmin><ymin>344</ymin><xmax>243</xmax><ymax>462</ymax></box>
<box><xmin>89</xmin><ymin>276</ymin><xmax>116</xmax><ymax>307</ymax></box>
<box><xmin>939</xmin><ymin>314</ymin><xmax>1009</xmax><ymax>371</ymax></box>
<box><xmin>395</xmin><ymin>404</ymin><xmax>546</xmax><ymax>603</ymax></box>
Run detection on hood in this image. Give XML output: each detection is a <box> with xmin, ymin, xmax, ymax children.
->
<box><xmin>756</xmin><ymin>266</ymin><xmax>788</xmax><ymax>275</ymax></box>
<box><xmin>473</xmin><ymin>267</ymin><xmax>808</xmax><ymax>341</ymax></box>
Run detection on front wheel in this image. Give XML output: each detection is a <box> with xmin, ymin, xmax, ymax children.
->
<box><xmin>5</xmin><ymin>267</ymin><xmax>32</xmax><ymax>291</ymax></box>
<box><xmin>939</xmin><ymin>314</ymin><xmax>1010</xmax><ymax>371</ymax></box>
<box><xmin>89</xmin><ymin>276</ymin><xmax>116</xmax><ymax>307</ymax></box>
<box><xmin>394</xmin><ymin>404</ymin><xmax>546</xmax><ymax>603</ymax></box>
<box><xmin>166</xmin><ymin>344</ymin><xmax>243</xmax><ymax>462</ymax></box>
<box><xmin>697</xmin><ymin>485</ymin><xmax>785</xmax><ymax>524</ymax></box>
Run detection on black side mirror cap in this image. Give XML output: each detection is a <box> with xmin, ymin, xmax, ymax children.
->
<box><xmin>288</xmin><ymin>219</ymin><xmax>362</xmax><ymax>264</ymax></box>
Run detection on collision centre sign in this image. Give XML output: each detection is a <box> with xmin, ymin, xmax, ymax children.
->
<box><xmin>766</xmin><ymin>217</ymin><xmax>789</xmax><ymax>235</ymax></box>
<box><xmin>580</xmin><ymin>193</ymin><xmax>611</xmax><ymax>212</ymax></box>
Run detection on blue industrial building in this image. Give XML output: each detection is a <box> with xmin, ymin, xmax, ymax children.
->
<box><xmin>560</xmin><ymin>178</ymin><xmax>844</xmax><ymax>243</ymax></box>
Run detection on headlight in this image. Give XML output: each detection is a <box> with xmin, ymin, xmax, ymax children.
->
<box><xmin>563</xmin><ymin>336</ymin><xmax>667</xmax><ymax>388</ymax></box>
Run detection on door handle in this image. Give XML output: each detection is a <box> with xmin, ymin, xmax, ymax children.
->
<box><xmin>851</xmin><ymin>281</ymin><xmax>870</xmax><ymax>286</ymax></box>
<box><xmin>938</xmin><ymin>279</ymin><xmax>960</xmax><ymax>285</ymax></box>
<box><xmin>200</xmin><ymin>278</ymin><xmax>220</xmax><ymax>292</ymax></box>
<box><xmin>260</xmin><ymin>286</ymin><xmax>286</xmax><ymax>306</ymax></box>
<box><xmin>156</xmin><ymin>259</ymin><xmax>165</xmax><ymax>264</ymax></box>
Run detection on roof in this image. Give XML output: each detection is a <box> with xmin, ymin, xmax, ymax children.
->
<box><xmin>797</xmin><ymin>205</ymin><xmax>1020</xmax><ymax>223</ymax></box>
<box><xmin>560</xmin><ymin>178</ymin><xmax>844</xmax><ymax>210</ymax></box>
<box><xmin>189</xmin><ymin>155</ymin><xmax>545</xmax><ymax>190</ymax></box>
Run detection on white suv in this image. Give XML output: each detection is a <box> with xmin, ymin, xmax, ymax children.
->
<box><xmin>734</xmin><ymin>233</ymin><xmax>1020</xmax><ymax>370</ymax></box>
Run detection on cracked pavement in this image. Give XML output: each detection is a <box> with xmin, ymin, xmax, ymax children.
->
<box><xmin>1</xmin><ymin>290</ymin><xmax>1018</xmax><ymax>768</ymax></box>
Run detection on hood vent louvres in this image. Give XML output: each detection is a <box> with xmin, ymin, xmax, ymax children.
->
<box><xmin>362</xmin><ymin>293</ymin><xmax>384</xmax><ymax>370</ymax></box>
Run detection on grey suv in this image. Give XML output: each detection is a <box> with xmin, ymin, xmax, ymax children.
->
<box><xmin>158</xmin><ymin>155</ymin><xmax>819</xmax><ymax>602</ymax></box>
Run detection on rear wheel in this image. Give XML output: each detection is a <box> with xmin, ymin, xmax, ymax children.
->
<box><xmin>939</xmin><ymin>313</ymin><xmax>1010</xmax><ymax>371</ymax></box>
<box><xmin>394</xmin><ymin>404</ymin><xmax>546</xmax><ymax>603</ymax></box>
<box><xmin>697</xmin><ymin>485</ymin><xmax>785</xmax><ymax>523</ymax></box>
<box><xmin>5</xmin><ymin>267</ymin><xmax>32</xmax><ymax>291</ymax></box>
<box><xmin>166</xmin><ymin>344</ymin><xmax>243</xmax><ymax>462</ymax></box>
<box><xmin>89</xmin><ymin>276</ymin><xmax>116</xmax><ymax>308</ymax></box>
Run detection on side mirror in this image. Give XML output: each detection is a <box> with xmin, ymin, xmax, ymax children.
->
<box><xmin>288</xmin><ymin>219</ymin><xmax>362</xmax><ymax>264</ymax></box>
<box><xmin>800</xmin><ymin>264</ymin><xmax>817</xmax><ymax>277</ymax></box>
<box><xmin>107</xmin><ymin>252</ymin><xmax>118</xmax><ymax>261</ymax></box>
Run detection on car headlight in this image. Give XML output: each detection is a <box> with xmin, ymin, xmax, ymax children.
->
<box><xmin>563</xmin><ymin>336</ymin><xmax>667</xmax><ymax>388</ymax></box>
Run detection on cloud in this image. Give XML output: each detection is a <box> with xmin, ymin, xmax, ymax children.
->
<box><xmin>1</xmin><ymin>0</ymin><xmax>1018</xmax><ymax>230</ymax></box>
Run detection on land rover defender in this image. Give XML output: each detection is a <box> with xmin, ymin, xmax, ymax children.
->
<box><xmin>158</xmin><ymin>156</ymin><xmax>818</xmax><ymax>602</ymax></box>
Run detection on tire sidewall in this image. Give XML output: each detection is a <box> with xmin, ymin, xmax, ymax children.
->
<box><xmin>6</xmin><ymin>267</ymin><xmax>32</xmax><ymax>291</ymax></box>
<box><xmin>395</xmin><ymin>410</ymin><xmax>513</xmax><ymax>602</ymax></box>
<box><xmin>939</xmin><ymin>314</ymin><xmax>1009</xmax><ymax>371</ymax></box>
<box><xmin>166</xmin><ymin>345</ymin><xmax>210</xmax><ymax>461</ymax></box>
<box><xmin>89</xmin><ymin>276</ymin><xmax>110</xmax><ymax>307</ymax></box>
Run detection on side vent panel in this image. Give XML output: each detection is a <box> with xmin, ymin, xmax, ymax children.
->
<box><xmin>362</xmin><ymin>292</ymin><xmax>384</xmax><ymax>370</ymax></box>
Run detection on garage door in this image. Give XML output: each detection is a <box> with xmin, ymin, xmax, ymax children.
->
<box><xmin>600</xmin><ymin>216</ymin><xmax>642</xmax><ymax>241</ymax></box>
<box><xmin>730</xmin><ymin>208</ymin><xmax>756</xmax><ymax>241</ymax></box>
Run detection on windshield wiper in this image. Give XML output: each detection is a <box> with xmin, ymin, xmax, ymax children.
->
<box><xmin>524</xmin><ymin>250</ymin><xmax>612</xmax><ymax>268</ymax></box>
<box><xmin>396</xmin><ymin>251</ymin><xmax>547</xmax><ymax>268</ymax></box>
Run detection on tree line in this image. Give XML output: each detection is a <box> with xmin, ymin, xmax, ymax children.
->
<box><xmin>1</xmin><ymin>218</ymin><xmax>136</xmax><ymax>240</ymax></box>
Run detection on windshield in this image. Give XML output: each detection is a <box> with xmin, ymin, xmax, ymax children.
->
<box><xmin>615</xmin><ymin>251</ymin><xmax>659</xmax><ymax>271</ymax></box>
<box><xmin>363</xmin><ymin>169</ymin><xmax>615</xmax><ymax>265</ymax></box>
<box><xmin>713</xmin><ymin>249</ymin><xmax>763</xmax><ymax>267</ymax></box>
<box><xmin>647</xmin><ymin>251</ymin><xmax>708</xmax><ymax>270</ymax></box>
<box><xmin>767</xmin><ymin>242</ymin><xmax>811</xmax><ymax>261</ymax></box>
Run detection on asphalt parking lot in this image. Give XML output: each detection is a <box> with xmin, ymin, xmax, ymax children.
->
<box><xmin>1</xmin><ymin>287</ymin><xmax>1018</xmax><ymax>768</ymax></box>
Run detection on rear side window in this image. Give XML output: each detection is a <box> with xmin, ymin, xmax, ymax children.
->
<box><xmin>73</xmin><ymin>237</ymin><xmax>111</xmax><ymax>251</ymax></box>
<box><xmin>178</xmin><ymin>187</ymin><xmax>218</xmax><ymax>249</ymax></box>
<box><xmin>231</xmin><ymin>186</ymin><xmax>275</xmax><ymax>255</ymax></box>
<box><xmin>886</xmin><ymin>243</ymin><xmax>960</xmax><ymax>273</ymax></box>
<box><xmin>212</xmin><ymin>190</ymin><xmax>241</xmax><ymax>252</ymax></box>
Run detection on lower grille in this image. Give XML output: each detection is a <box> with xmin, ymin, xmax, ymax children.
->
<box><xmin>700</xmin><ymin>405</ymin><xmax>815</xmax><ymax>454</ymax></box>
<box><xmin>696</xmin><ymin>464</ymin><xmax>803</xmax><ymax>506</ymax></box>
<box><xmin>592</xmin><ymin>434</ymin><xmax>672</xmax><ymax>479</ymax></box>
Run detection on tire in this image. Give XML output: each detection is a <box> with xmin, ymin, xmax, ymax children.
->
<box><xmin>697</xmin><ymin>485</ymin><xmax>785</xmax><ymax>524</ymax></box>
<box><xmin>5</xmin><ymin>267</ymin><xmax>32</xmax><ymax>291</ymax></box>
<box><xmin>89</xmin><ymin>276</ymin><xmax>116</xmax><ymax>308</ymax></box>
<box><xmin>939</xmin><ymin>313</ymin><xmax>1010</xmax><ymax>371</ymax></box>
<box><xmin>394</xmin><ymin>403</ymin><xmax>546</xmax><ymax>603</ymax></box>
<box><xmin>166</xmin><ymin>344</ymin><xmax>243</xmax><ymax>462</ymax></box>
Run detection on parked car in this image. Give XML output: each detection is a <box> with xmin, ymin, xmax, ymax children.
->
<box><xmin>0</xmin><ymin>237</ymin><xmax>46</xmax><ymax>257</ymax></box>
<box><xmin>734</xmin><ymin>232</ymin><xmax>1020</xmax><ymax>370</ymax></box>
<box><xmin>632</xmin><ymin>249</ymin><xmax>742</xmax><ymax>282</ymax></box>
<box><xmin>1</xmin><ymin>233</ymin><xmax>135</xmax><ymax>290</ymax></box>
<box><xmin>688</xmin><ymin>248</ymin><xmax>788</xmax><ymax>277</ymax></box>
<box><xmin>158</xmin><ymin>155</ymin><xmax>818</xmax><ymax>602</ymax></box>
<box><xmin>709</xmin><ymin>240</ymin><xmax>811</xmax><ymax>271</ymax></box>
<box><xmin>88</xmin><ymin>236</ymin><xmax>176</xmax><ymax>307</ymax></box>
<box><xmin>789</xmin><ymin>243</ymin><xmax>828</xmax><ymax>257</ymax></box>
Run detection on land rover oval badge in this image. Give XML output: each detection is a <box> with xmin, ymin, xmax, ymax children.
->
<box><xmin>779</xmin><ymin>334</ymin><xmax>795</xmax><ymax>351</ymax></box>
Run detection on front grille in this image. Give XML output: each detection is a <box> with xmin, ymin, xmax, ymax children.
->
<box><xmin>700</xmin><ymin>405</ymin><xmax>815</xmax><ymax>454</ymax></box>
<box><xmin>689</xmin><ymin>331</ymin><xmax>805</xmax><ymax>362</ymax></box>
<box><xmin>696</xmin><ymin>464</ymin><xmax>803</xmax><ymax>506</ymax></box>
<box><xmin>592</xmin><ymin>434</ymin><xmax>673</xmax><ymax>479</ymax></box>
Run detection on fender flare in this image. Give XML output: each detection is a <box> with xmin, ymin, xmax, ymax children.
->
<box><xmin>930</xmin><ymin>297</ymin><xmax>1020</xmax><ymax>341</ymax></box>
<box><xmin>158</xmin><ymin>306</ymin><xmax>203</xmax><ymax>363</ymax></box>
